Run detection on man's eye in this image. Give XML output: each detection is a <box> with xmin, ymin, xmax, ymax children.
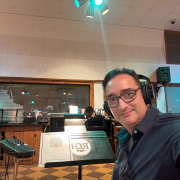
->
<box><xmin>127</xmin><ymin>93</ymin><xmax>133</xmax><ymax>96</ymax></box>
<box><xmin>126</xmin><ymin>92</ymin><xmax>135</xmax><ymax>97</ymax></box>
<box><xmin>109</xmin><ymin>97</ymin><xmax>116</xmax><ymax>102</ymax></box>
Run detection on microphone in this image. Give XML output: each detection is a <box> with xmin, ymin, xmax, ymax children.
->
<box><xmin>84</xmin><ymin>106</ymin><xmax>115</xmax><ymax>121</ymax></box>
<box><xmin>84</xmin><ymin>106</ymin><xmax>94</xmax><ymax>117</ymax></box>
<box><xmin>84</xmin><ymin>106</ymin><xmax>122</xmax><ymax>126</ymax></box>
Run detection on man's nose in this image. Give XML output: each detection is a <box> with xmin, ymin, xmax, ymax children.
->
<box><xmin>118</xmin><ymin>98</ymin><xmax>128</xmax><ymax>110</ymax></box>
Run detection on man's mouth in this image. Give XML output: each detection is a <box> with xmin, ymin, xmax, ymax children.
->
<box><xmin>121</xmin><ymin>110</ymin><xmax>133</xmax><ymax>117</ymax></box>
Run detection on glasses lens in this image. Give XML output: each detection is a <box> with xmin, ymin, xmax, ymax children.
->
<box><xmin>107</xmin><ymin>88</ymin><xmax>139</xmax><ymax>108</ymax></box>
<box><xmin>107</xmin><ymin>97</ymin><xmax>118</xmax><ymax>107</ymax></box>
<box><xmin>121</xmin><ymin>91</ymin><xmax>136</xmax><ymax>102</ymax></box>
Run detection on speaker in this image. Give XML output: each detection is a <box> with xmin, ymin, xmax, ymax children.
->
<box><xmin>156</xmin><ymin>67</ymin><xmax>171</xmax><ymax>84</ymax></box>
<box><xmin>85</xmin><ymin>118</ymin><xmax>112</xmax><ymax>137</ymax></box>
<box><xmin>50</xmin><ymin>117</ymin><xmax>65</xmax><ymax>132</ymax></box>
<box><xmin>23</xmin><ymin>112</ymin><xmax>36</xmax><ymax>124</ymax></box>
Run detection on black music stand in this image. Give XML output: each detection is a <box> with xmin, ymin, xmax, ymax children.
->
<box><xmin>44</xmin><ymin>131</ymin><xmax>116</xmax><ymax>180</ymax></box>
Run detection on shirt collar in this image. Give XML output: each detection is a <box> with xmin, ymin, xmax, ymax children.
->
<box><xmin>116</xmin><ymin>105</ymin><xmax>159</xmax><ymax>143</ymax></box>
<box><xmin>136</xmin><ymin>105</ymin><xmax>159</xmax><ymax>134</ymax></box>
<box><xmin>117</xmin><ymin>127</ymin><xmax>131</xmax><ymax>145</ymax></box>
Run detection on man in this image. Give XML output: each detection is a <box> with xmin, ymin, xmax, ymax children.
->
<box><xmin>102</xmin><ymin>68</ymin><xmax>180</xmax><ymax>180</ymax></box>
<box><xmin>44</xmin><ymin>102</ymin><xmax>54</xmax><ymax>112</ymax></box>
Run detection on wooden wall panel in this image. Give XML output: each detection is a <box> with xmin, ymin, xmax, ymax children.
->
<box><xmin>33</xmin><ymin>131</ymin><xmax>42</xmax><ymax>164</ymax></box>
<box><xmin>14</xmin><ymin>131</ymin><xmax>24</xmax><ymax>165</ymax></box>
<box><xmin>23</xmin><ymin>131</ymin><xmax>34</xmax><ymax>164</ymax></box>
<box><xmin>1</xmin><ymin>132</ymin><xmax>14</xmax><ymax>166</ymax></box>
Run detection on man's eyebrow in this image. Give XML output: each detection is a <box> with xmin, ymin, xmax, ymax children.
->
<box><xmin>121</xmin><ymin>88</ymin><xmax>134</xmax><ymax>92</ymax></box>
<box><xmin>105</xmin><ymin>88</ymin><xmax>135</xmax><ymax>98</ymax></box>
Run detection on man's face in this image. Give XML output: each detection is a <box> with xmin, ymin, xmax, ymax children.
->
<box><xmin>105</xmin><ymin>74</ymin><xmax>148</xmax><ymax>132</ymax></box>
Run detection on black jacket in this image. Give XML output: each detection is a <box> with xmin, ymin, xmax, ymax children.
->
<box><xmin>112</xmin><ymin>106</ymin><xmax>180</xmax><ymax>180</ymax></box>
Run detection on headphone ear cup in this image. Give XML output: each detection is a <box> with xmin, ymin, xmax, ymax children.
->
<box><xmin>103</xmin><ymin>100</ymin><xmax>114</xmax><ymax>117</ymax></box>
<box><xmin>141</xmin><ymin>83</ymin><xmax>151</xmax><ymax>104</ymax></box>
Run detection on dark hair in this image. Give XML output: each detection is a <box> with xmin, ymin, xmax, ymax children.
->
<box><xmin>102</xmin><ymin>68</ymin><xmax>141</xmax><ymax>92</ymax></box>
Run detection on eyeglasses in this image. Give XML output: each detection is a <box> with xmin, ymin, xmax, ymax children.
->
<box><xmin>106</xmin><ymin>87</ymin><xmax>141</xmax><ymax>108</ymax></box>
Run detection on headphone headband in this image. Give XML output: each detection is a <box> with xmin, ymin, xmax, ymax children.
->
<box><xmin>138</xmin><ymin>74</ymin><xmax>151</xmax><ymax>84</ymax></box>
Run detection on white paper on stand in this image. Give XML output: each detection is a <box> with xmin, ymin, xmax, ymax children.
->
<box><xmin>38</xmin><ymin>132</ymin><xmax>72</xmax><ymax>167</ymax></box>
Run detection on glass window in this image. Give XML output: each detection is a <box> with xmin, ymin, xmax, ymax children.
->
<box><xmin>0</xmin><ymin>83</ymin><xmax>90</xmax><ymax>124</ymax></box>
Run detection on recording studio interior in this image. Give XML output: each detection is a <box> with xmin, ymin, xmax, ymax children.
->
<box><xmin>0</xmin><ymin>0</ymin><xmax>180</xmax><ymax>179</ymax></box>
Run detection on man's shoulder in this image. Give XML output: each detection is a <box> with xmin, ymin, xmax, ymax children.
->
<box><xmin>156</xmin><ymin>112</ymin><xmax>180</xmax><ymax>131</ymax></box>
<box><xmin>157</xmin><ymin>112</ymin><xmax>180</xmax><ymax>121</ymax></box>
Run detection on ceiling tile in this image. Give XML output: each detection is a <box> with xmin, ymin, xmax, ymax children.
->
<box><xmin>14</xmin><ymin>8</ymin><xmax>38</xmax><ymax>16</ymax></box>
<box><xmin>171</xmin><ymin>26</ymin><xmax>180</xmax><ymax>31</ymax></box>
<box><xmin>0</xmin><ymin>6</ymin><xmax>15</xmax><ymax>14</ymax></box>
<box><xmin>110</xmin><ymin>0</ymin><xmax>134</xmax><ymax>7</ymax></box>
<box><xmin>131</xmin><ymin>0</ymin><xmax>159</xmax><ymax>9</ymax></box>
<box><xmin>61</xmin><ymin>12</ymin><xmax>81</xmax><ymax>21</ymax></box>
<box><xmin>100</xmin><ymin>17</ymin><xmax>120</xmax><ymax>25</ymax></box>
<box><xmin>152</xmin><ymin>0</ymin><xmax>180</xmax><ymax>13</ymax></box>
<box><xmin>105</xmin><ymin>6</ymin><xmax>128</xmax><ymax>20</ymax></box>
<box><xmin>158</xmin><ymin>13</ymin><xmax>180</xmax><ymax>25</ymax></box>
<box><xmin>37</xmin><ymin>0</ymin><xmax>62</xmax><ymax>12</ymax></box>
<box><xmin>119</xmin><ymin>20</ymin><xmax>138</xmax><ymax>26</ymax></box>
<box><xmin>61</xmin><ymin>0</ymin><xmax>84</xmax><ymax>15</ymax></box>
<box><xmin>0</xmin><ymin>0</ymin><xmax>178</xmax><ymax>31</ymax></box>
<box><xmin>155</xmin><ymin>23</ymin><xmax>174</xmax><ymax>30</ymax></box>
<box><xmin>176</xmin><ymin>22</ymin><xmax>180</xmax><ymax>27</ymax></box>
<box><xmin>38</xmin><ymin>11</ymin><xmax>61</xmax><ymax>19</ymax></box>
<box><xmin>81</xmin><ymin>16</ymin><xmax>98</xmax><ymax>23</ymax></box>
<box><xmin>137</xmin><ymin>22</ymin><xmax>157</xmax><ymax>28</ymax></box>
<box><xmin>173</xmin><ymin>5</ymin><xmax>180</xmax><ymax>13</ymax></box>
<box><xmin>122</xmin><ymin>8</ymin><xmax>150</xmax><ymax>22</ymax></box>
<box><xmin>11</xmin><ymin>0</ymin><xmax>37</xmax><ymax>9</ymax></box>
<box><xmin>141</xmin><ymin>10</ymin><xmax>169</xmax><ymax>23</ymax></box>
<box><xmin>0</xmin><ymin>0</ymin><xmax>13</xmax><ymax>7</ymax></box>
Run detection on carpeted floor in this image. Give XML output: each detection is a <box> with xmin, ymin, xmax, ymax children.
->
<box><xmin>0</xmin><ymin>163</ymin><xmax>114</xmax><ymax>180</ymax></box>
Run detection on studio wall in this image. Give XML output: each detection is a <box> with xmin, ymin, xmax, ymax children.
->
<box><xmin>0</xmin><ymin>12</ymin><xmax>180</xmax><ymax>112</ymax></box>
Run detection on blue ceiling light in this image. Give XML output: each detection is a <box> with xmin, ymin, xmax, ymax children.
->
<box><xmin>94</xmin><ymin>0</ymin><xmax>103</xmax><ymax>6</ymax></box>
<box><xmin>30</xmin><ymin>100</ymin><xmax>36</xmax><ymax>104</ymax></box>
<box><xmin>75</xmin><ymin>0</ymin><xmax>88</xmax><ymax>7</ymax></box>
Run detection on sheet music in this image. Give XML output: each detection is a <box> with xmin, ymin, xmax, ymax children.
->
<box><xmin>39</xmin><ymin>132</ymin><xmax>71</xmax><ymax>167</ymax></box>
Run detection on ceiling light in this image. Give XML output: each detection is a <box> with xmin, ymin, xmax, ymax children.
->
<box><xmin>21</xmin><ymin>90</ymin><xmax>29</xmax><ymax>95</ymax></box>
<box><xmin>21</xmin><ymin>91</ymin><xmax>25</xmax><ymax>95</ymax></box>
<box><xmin>99</xmin><ymin>2</ymin><xmax>109</xmax><ymax>15</ymax></box>
<box><xmin>94</xmin><ymin>0</ymin><xmax>103</xmax><ymax>6</ymax></box>
<box><xmin>86</xmin><ymin>1</ymin><xmax>94</xmax><ymax>18</ymax></box>
<box><xmin>75</xmin><ymin>0</ymin><xmax>109</xmax><ymax>18</ymax></box>
<box><xmin>75</xmin><ymin>0</ymin><xmax>88</xmax><ymax>7</ymax></box>
<box><xmin>30</xmin><ymin>100</ymin><xmax>36</xmax><ymax>105</ymax></box>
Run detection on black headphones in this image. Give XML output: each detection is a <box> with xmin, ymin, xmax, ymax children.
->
<box><xmin>103</xmin><ymin>74</ymin><xmax>155</xmax><ymax>117</ymax></box>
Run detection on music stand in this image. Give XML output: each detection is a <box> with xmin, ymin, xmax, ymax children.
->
<box><xmin>39</xmin><ymin>131</ymin><xmax>116</xmax><ymax>180</ymax></box>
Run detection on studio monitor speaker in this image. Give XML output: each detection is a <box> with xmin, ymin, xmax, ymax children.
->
<box><xmin>50</xmin><ymin>117</ymin><xmax>65</xmax><ymax>132</ymax></box>
<box><xmin>156</xmin><ymin>66</ymin><xmax>171</xmax><ymax>84</ymax></box>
